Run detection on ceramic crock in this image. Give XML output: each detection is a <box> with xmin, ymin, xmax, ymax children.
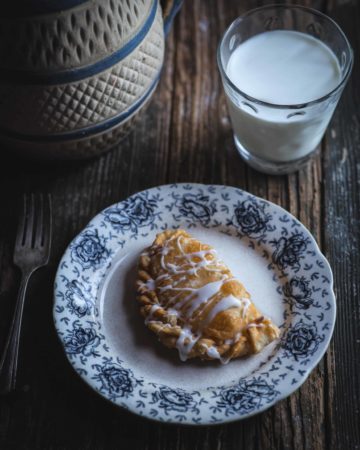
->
<box><xmin>0</xmin><ymin>0</ymin><xmax>182</xmax><ymax>159</ymax></box>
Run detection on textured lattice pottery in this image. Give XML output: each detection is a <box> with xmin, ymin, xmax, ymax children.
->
<box><xmin>0</xmin><ymin>0</ymin><xmax>182</xmax><ymax>159</ymax></box>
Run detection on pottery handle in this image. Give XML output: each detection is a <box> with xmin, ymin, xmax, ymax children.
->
<box><xmin>161</xmin><ymin>0</ymin><xmax>182</xmax><ymax>35</ymax></box>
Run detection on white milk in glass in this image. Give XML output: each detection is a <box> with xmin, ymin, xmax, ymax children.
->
<box><xmin>225</xmin><ymin>30</ymin><xmax>342</xmax><ymax>162</ymax></box>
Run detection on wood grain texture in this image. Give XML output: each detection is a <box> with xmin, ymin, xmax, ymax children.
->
<box><xmin>0</xmin><ymin>0</ymin><xmax>359</xmax><ymax>449</ymax></box>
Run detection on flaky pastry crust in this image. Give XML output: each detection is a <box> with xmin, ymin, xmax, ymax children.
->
<box><xmin>136</xmin><ymin>229</ymin><xmax>279</xmax><ymax>363</ymax></box>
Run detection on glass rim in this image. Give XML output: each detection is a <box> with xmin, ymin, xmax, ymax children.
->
<box><xmin>217</xmin><ymin>4</ymin><xmax>354</xmax><ymax>110</ymax></box>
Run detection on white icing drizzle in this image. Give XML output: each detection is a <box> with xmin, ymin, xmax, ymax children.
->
<box><xmin>145</xmin><ymin>304</ymin><xmax>161</xmax><ymax>324</ymax></box>
<box><xmin>176</xmin><ymin>235</ymin><xmax>186</xmax><ymax>254</ymax></box>
<box><xmin>145</xmin><ymin>278</ymin><xmax>155</xmax><ymax>291</ymax></box>
<box><xmin>202</xmin><ymin>295</ymin><xmax>246</xmax><ymax>327</ymax></box>
<box><xmin>175</xmin><ymin>249</ymin><xmax>216</xmax><ymax>259</ymax></box>
<box><xmin>219</xmin><ymin>355</ymin><xmax>231</xmax><ymax>365</ymax></box>
<box><xmin>176</xmin><ymin>327</ymin><xmax>201</xmax><ymax>362</ymax></box>
<box><xmin>160</xmin><ymin>247</ymin><xmax>170</xmax><ymax>271</ymax></box>
<box><xmin>206</xmin><ymin>345</ymin><xmax>221</xmax><ymax>359</ymax></box>
<box><xmin>149</xmin><ymin>234</ymin><xmax>257</xmax><ymax>362</ymax></box>
<box><xmin>161</xmin><ymin>236</ymin><xmax>222</xmax><ymax>278</ymax></box>
<box><xmin>176</xmin><ymin>279</ymin><xmax>227</xmax><ymax>316</ymax></box>
<box><xmin>247</xmin><ymin>322</ymin><xmax>265</xmax><ymax>329</ymax></box>
<box><xmin>225</xmin><ymin>332</ymin><xmax>241</xmax><ymax>345</ymax></box>
<box><xmin>158</xmin><ymin>285</ymin><xmax>195</xmax><ymax>294</ymax></box>
<box><xmin>167</xmin><ymin>307</ymin><xmax>179</xmax><ymax>318</ymax></box>
<box><xmin>206</xmin><ymin>345</ymin><xmax>231</xmax><ymax>365</ymax></box>
<box><xmin>156</xmin><ymin>273</ymin><xmax>169</xmax><ymax>282</ymax></box>
<box><xmin>241</xmin><ymin>298</ymin><xmax>251</xmax><ymax>318</ymax></box>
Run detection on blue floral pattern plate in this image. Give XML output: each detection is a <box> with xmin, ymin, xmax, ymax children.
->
<box><xmin>53</xmin><ymin>183</ymin><xmax>336</xmax><ymax>424</ymax></box>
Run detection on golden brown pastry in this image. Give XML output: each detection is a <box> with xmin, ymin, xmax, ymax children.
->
<box><xmin>136</xmin><ymin>230</ymin><xmax>279</xmax><ymax>363</ymax></box>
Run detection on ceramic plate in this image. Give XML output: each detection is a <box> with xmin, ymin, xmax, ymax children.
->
<box><xmin>53</xmin><ymin>183</ymin><xmax>336</xmax><ymax>425</ymax></box>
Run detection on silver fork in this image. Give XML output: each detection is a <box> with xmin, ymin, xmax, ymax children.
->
<box><xmin>0</xmin><ymin>193</ymin><xmax>52</xmax><ymax>394</ymax></box>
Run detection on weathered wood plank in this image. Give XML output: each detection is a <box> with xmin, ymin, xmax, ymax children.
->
<box><xmin>0</xmin><ymin>0</ymin><xmax>359</xmax><ymax>449</ymax></box>
<box><xmin>322</xmin><ymin>1</ymin><xmax>360</xmax><ymax>449</ymax></box>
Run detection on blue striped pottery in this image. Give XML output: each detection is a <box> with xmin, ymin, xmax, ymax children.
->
<box><xmin>0</xmin><ymin>0</ymin><xmax>182</xmax><ymax>159</ymax></box>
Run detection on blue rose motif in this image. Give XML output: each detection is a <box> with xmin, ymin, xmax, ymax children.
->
<box><xmin>176</xmin><ymin>193</ymin><xmax>216</xmax><ymax>225</ymax></box>
<box><xmin>97</xmin><ymin>365</ymin><xmax>134</xmax><ymax>397</ymax></box>
<box><xmin>283</xmin><ymin>276</ymin><xmax>313</xmax><ymax>309</ymax></box>
<box><xmin>217</xmin><ymin>378</ymin><xmax>278</xmax><ymax>414</ymax></box>
<box><xmin>152</xmin><ymin>387</ymin><xmax>197</xmax><ymax>413</ymax></box>
<box><xmin>271</xmin><ymin>233</ymin><xmax>308</xmax><ymax>270</ymax></box>
<box><xmin>104</xmin><ymin>195</ymin><xmax>157</xmax><ymax>232</ymax></box>
<box><xmin>65</xmin><ymin>280</ymin><xmax>93</xmax><ymax>317</ymax></box>
<box><xmin>71</xmin><ymin>229</ymin><xmax>108</xmax><ymax>270</ymax></box>
<box><xmin>233</xmin><ymin>199</ymin><xmax>271</xmax><ymax>238</ymax></box>
<box><xmin>283</xmin><ymin>321</ymin><xmax>321</xmax><ymax>360</ymax></box>
<box><xmin>221</xmin><ymin>387</ymin><xmax>257</xmax><ymax>412</ymax></box>
<box><xmin>64</xmin><ymin>321</ymin><xmax>100</xmax><ymax>356</ymax></box>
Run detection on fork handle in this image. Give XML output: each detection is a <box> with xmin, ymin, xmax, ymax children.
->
<box><xmin>0</xmin><ymin>271</ymin><xmax>32</xmax><ymax>394</ymax></box>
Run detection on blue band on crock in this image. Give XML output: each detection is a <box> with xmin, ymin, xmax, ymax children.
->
<box><xmin>0</xmin><ymin>73</ymin><xmax>160</xmax><ymax>142</ymax></box>
<box><xmin>0</xmin><ymin>0</ymin><xmax>158</xmax><ymax>85</ymax></box>
<box><xmin>163</xmin><ymin>0</ymin><xmax>183</xmax><ymax>35</ymax></box>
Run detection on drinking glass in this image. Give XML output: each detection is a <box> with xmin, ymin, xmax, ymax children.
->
<box><xmin>217</xmin><ymin>5</ymin><xmax>353</xmax><ymax>175</ymax></box>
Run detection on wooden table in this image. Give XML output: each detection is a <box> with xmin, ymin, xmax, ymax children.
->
<box><xmin>0</xmin><ymin>1</ymin><xmax>359</xmax><ymax>449</ymax></box>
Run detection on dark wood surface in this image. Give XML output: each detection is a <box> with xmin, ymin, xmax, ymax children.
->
<box><xmin>0</xmin><ymin>0</ymin><xmax>359</xmax><ymax>449</ymax></box>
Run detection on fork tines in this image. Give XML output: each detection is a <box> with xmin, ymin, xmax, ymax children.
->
<box><xmin>14</xmin><ymin>193</ymin><xmax>52</xmax><ymax>267</ymax></box>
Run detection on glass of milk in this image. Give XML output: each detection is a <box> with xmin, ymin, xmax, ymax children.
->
<box><xmin>217</xmin><ymin>5</ymin><xmax>353</xmax><ymax>175</ymax></box>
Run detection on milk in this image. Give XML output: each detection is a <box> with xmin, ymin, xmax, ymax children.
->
<box><xmin>225</xmin><ymin>30</ymin><xmax>342</xmax><ymax>163</ymax></box>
